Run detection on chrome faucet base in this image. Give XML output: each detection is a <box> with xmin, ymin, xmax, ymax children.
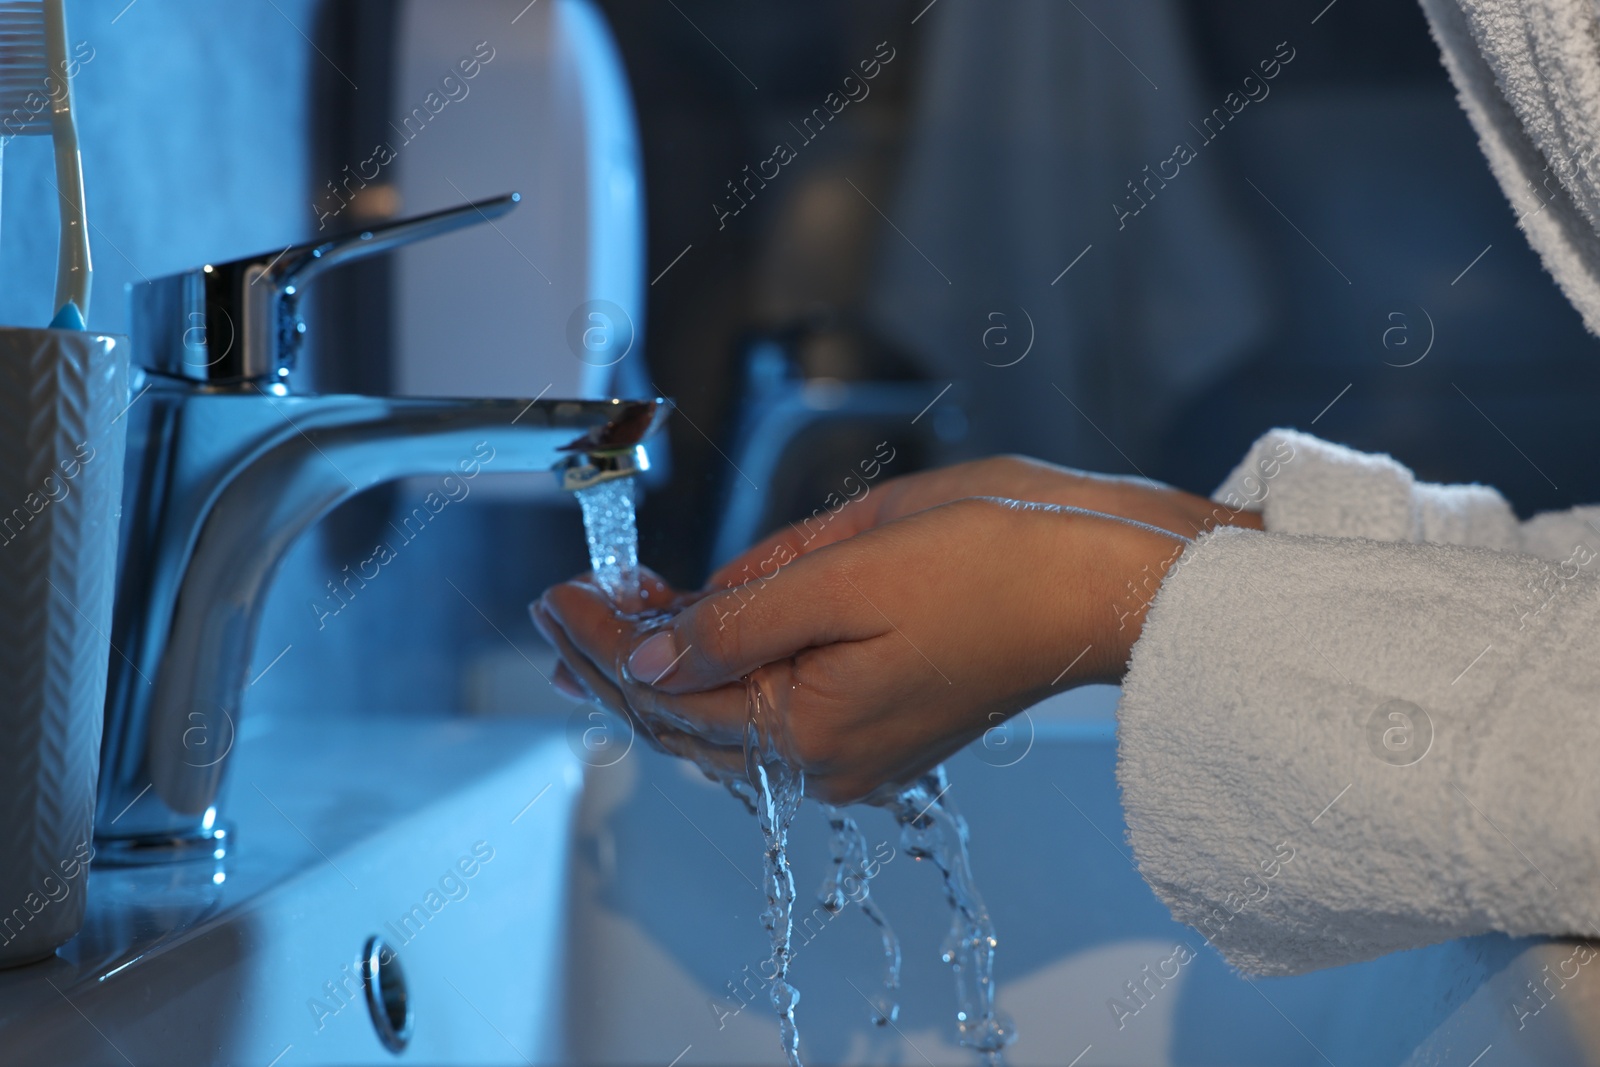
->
<box><xmin>94</xmin><ymin>824</ymin><xmax>229</xmax><ymax>868</ymax></box>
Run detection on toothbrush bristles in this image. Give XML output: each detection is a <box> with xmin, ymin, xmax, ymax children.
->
<box><xmin>0</xmin><ymin>0</ymin><xmax>46</xmax><ymax>120</ymax></box>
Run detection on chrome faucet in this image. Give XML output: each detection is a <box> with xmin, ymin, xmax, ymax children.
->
<box><xmin>95</xmin><ymin>194</ymin><xmax>667</xmax><ymax>864</ymax></box>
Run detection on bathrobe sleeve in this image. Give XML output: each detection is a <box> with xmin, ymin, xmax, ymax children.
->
<box><xmin>1116</xmin><ymin>429</ymin><xmax>1600</xmax><ymax>975</ymax></box>
<box><xmin>1211</xmin><ymin>427</ymin><xmax>1600</xmax><ymax>557</ymax></box>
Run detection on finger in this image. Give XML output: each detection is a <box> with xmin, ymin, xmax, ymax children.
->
<box><xmin>541</xmin><ymin>581</ymin><xmax>753</xmax><ymax>744</ymax></box>
<box><xmin>534</xmin><ymin>600</ymin><xmax>691</xmax><ymax>758</ymax></box>
<box><xmin>535</xmin><ymin>597</ymin><xmax>701</xmax><ymax>752</ymax></box>
<box><xmin>616</xmin><ymin>534</ymin><xmax>892</xmax><ymax>694</ymax></box>
<box><xmin>707</xmin><ymin>463</ymin><xmax>1004</xmax><ymax>592</ymax></box>
<box><xmin>645</xmin><ymin>716</ymin><xmax>863</xmax><ymax>804</ymax></box>
<box><xmin>553</xmin><ymin>660</ymin><xmax>588</xmax><ymax>701</ymax></box>
<box><xmin>705</xmin><ymin>503</ymin><xmax>877</xmax><ymax>591</ymax></box>
<box><xmin>545</xmin><ymin>595</ymin><xmax>748</xmax><ymax>778</ymax></box>
<box><xmin>652</xmin><ymin>727</ymin><xmax>747</xmax><ymax>784</ymax></box>
<box><xmin>627</xmin><ymin>565</ymin><xmax>679</xmax><ymax>614</ymax></box>
<box><xmin>552</xmin><ymin>565</ymin><xmax>678</xmax><ymax>616</ymax></box>
<box><xmin>704</xmin><ymin>529</ymin><xmax>807</xmax><ymax>594</ymax></box>
<box><xmin>531</xmin><ymin>600</ymin><xmax>628</xmax><ymax>714</ymax></box>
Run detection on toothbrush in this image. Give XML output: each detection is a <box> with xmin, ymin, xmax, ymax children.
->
<box><xmin>0</xmin><ymin>1</ymin><xmax>51</xmax><ymax>282</ymax></box>
<box><xmin>42</xmin><ymin>0</ymin><xmax>88</xmax><ymax>328</ymax></box>
<box><xmin>0</xmin><ymin>0</ymin><xmax>89</xmax><ymax>330</ymax></box>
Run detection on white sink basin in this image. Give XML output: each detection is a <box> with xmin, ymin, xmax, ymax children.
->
<box><xmin>0</xmin><ymin>717</ymin><xmax>581</xmax><ymax>1066</ymax></box>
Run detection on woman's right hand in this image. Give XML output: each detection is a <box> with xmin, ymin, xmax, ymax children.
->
<box><xmin>538</xmin><ymin>496</ymin><xmax>1192</xmax><ymax>805</ymax></box>
<box><xmin>709</xmin><ymin>454</ymin><xmax>1260</xmax><ymax>591</ymax></box>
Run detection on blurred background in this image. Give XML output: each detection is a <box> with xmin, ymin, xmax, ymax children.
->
<box><xmin>510</xmin><ymin>0</ymin><xmax>1600</xmax><ymax>714</ymax></box>
<box><xmin>5</xmin><ymin>0</ymin><xmax>1596</xmax><ymax>722</ymax></box>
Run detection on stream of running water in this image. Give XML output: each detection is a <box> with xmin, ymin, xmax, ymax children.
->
<box><xmin>577</xmin><ymin>481</ymin><xmax>1013</xmax><ymax>1064</ymax></box>
<box><xmin>818</xmin><ymin>803</ymin><xmax>901</xmax><ymax>1028</ymax></box>
<box><xmin>574</xmin><ymin>479</ymin><xmax>640</xmax><ymax>603</ymax></box>
<box><xmin>890</xmin><ymin>768</ymin><xmax>1015</xmax><ymax>1063</ymax></box>
<box><xmin>743</xmin><ymin>675</ymin><xmax>805</xmax><ymax>1067</ymax></box>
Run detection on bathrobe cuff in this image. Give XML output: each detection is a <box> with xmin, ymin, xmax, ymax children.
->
<box><xmin>1213</xmin><ymin>428</ymin><xmax>1521</xmax><ymax>548</ymax></box>
<box><xmin>1117</xmin><ymin>526</ymin><xmax>1600</xmax><ymax>975</ymax></box>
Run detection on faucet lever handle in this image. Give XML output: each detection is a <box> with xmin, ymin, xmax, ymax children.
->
<box><xmin>130</xmin><ymin>193</ymin><xmax>521</xmax><ymax>386</ymax></box>
<box><xmin>271</xmin><ymin>192</ymin><xmax>521</xmax><ymax>293</ymax></box>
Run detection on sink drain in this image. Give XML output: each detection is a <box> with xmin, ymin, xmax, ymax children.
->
<box><xmin>361</xmin><ymin>936</ymin><xmax>412</xmax><ymax>1053</ymax></box>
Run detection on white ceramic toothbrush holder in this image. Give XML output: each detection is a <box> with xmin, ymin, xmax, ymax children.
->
<box><xmin>0</xmin><ymin>327</ymin><xmax>127</xmax><ymax>969</ymax></box>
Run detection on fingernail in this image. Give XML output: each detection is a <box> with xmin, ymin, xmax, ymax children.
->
<box><xmin>627</xmin><ymin>630</ymin><xmax>678</xmax><ymax>685</ymax></box>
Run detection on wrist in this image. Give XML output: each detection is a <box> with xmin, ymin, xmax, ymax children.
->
<box><xmin>1221</xmin><ymin>508</ymin><xmax>1265</xmax><ymax>530</ymax></box>
<box><xmin>1185</xmin><ymin>492</ymin><xmax>1265</xmax><ymax>534</ymax></box>
<box><xmin>1070</xmin><ymin>514</ymin><xmax>1189</xmax><ymax>685</ymax></box>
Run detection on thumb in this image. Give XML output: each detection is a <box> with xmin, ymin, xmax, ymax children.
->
<box><xmin>626</xmin><ymin>540</ymin><xmax>883</xmax><ymax>693</ymax></box>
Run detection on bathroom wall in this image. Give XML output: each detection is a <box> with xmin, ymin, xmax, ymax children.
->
<box><xmin>0</xmin><ymin>1</ymin><xmax>584</xmax><ymax>728</ymax></box>
<box><xmin>0</xmin><ymin>0</ymin><xmax>318</xmax><ymax>331</ymax></box>
<box><xmin>0</xmin><ymin>1</ymin><xmax>383</xmax><ymax>725</ymax></box>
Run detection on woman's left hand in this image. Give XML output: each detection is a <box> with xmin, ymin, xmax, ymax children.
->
<box><xmin>534</xmin><ymin>497</ymin><xmax>1190</xmax><ymax>805</ymax></box>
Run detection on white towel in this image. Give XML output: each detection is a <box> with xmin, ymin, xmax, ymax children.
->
<box><xmin>1119</xmin><ymin>429</ymin><xmax>1600</xmax><ymax>974</ymax></box>
<box><xmin>1420</xmin><ymin>0</ymin><xmax>1600</xmax><ymax>335</ymax></box>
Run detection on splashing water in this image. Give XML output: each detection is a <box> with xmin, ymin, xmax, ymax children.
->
<box><xmin>575</xmin><ymin>488</ymin><xmax>1012</xmax><ymax>1064</ymax></box>
<box><xmin>575</xmin><ymin>478</ymin><xmax>639</xmax><ymax>604</ymax></box>
<box><xmin>743</xmin><ymin>675</ymin><xmax>806</xmax><ymax>1067</ymax></box>
<box><xmin>818</xmin><ymin>805</ymin><xmax>902</xmax><ymax>1027</ymax></box>
<box><xmin>892</xmin><ymin>767</ymin><xmax>1015</xmax><ymax>1063</ymax></box>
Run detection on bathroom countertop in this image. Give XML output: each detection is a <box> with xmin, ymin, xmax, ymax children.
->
<box><xmin>0</xmin><ymin>714</ymin><xmax>582</xmax><ymax>1063</ymax></box>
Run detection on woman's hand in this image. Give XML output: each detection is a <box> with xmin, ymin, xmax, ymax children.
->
<box><xmin>536</xmin><ymin>497</ymin><xmax>1190</xmax><ymax>805</ymax></box>
<box><xmin>708</xmin><ymin>454</ymin><xmax>1258</xmax><ymax>594</ymax></box>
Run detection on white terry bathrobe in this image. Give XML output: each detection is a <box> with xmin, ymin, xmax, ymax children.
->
<box><xmin>1118</xmin><ymin>0</ymin><xmax>1600</xmax><ymax>976</ymax></box>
